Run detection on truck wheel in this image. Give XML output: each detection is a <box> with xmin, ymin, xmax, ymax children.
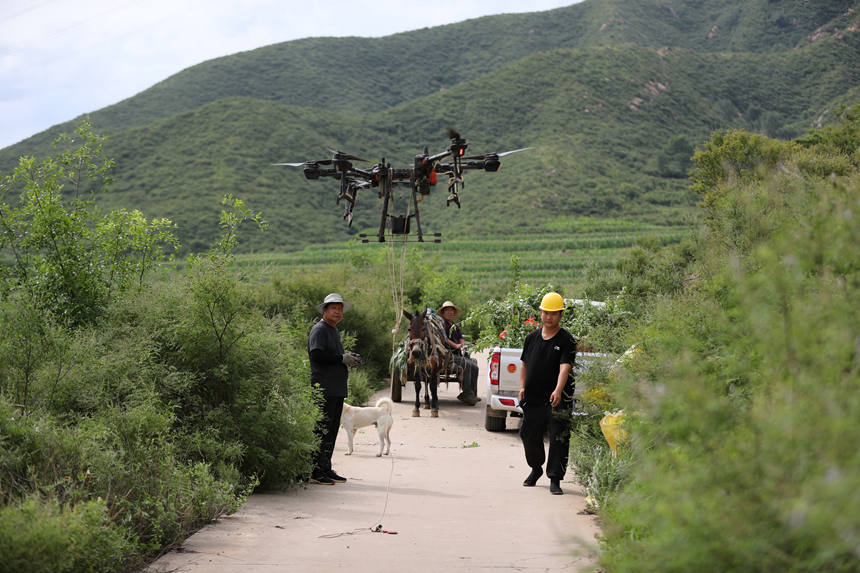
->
<box><xmin>391</xmin><ymin>368</ymin><xmax>402</xmax><ymax>402</ymax></box>
<box><xmin>485</xmin><ymin>406</ymin><xmax>506</xmax><ymax>432</ymax></box>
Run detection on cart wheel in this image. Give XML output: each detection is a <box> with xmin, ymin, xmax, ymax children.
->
<box><xmin>391</xmin><ymin>368</ymin><xmax>402</xmax><ymax>403</ymax></box>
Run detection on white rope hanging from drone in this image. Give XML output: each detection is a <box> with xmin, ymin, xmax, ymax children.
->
<box><xmin>387</xmin><ymin>194</ymin><xmax>412</xmax><ymax>353</ymax></box>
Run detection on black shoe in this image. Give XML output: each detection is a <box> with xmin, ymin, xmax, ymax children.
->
<box><xmin>309</xmin><ymin>473</ymin><xmax>335</xmax><ymax>485</ymax></box>
<box><xmin>327</xmin><ymin>470</ymin><xmax>347</xmax><ymax>483</ymax></box>
<box><xmin>523</xmin><ymin>467</ymin><xmax>543</xmax><ymax>487</ymax></box>
<box><xmin>456</xmin><ymin>392</ymin><xmax>468</xmax><ymax>403</ymax></box>
<box><xmin>550</xmin><ymin>479</ymin><xmax>563</xmax><ymax>495</ymax></box>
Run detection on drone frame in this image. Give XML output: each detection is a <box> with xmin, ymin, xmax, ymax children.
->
<box><xmin>272</xmin><ymin>133</ymin><xmax>533</xmax><ymax>243</ymax></box>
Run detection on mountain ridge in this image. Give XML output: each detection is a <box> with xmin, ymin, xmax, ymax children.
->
<box><xmin>2</xmin><ymin>0</ymin><xmax>859</xmax><ymax>254</ymax></box>
<box><xmin>3</xmin><ymin>0</ymin><xmax>856</xmax><ymax>155</ymax></box>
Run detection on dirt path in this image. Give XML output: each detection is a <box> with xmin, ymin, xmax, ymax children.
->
<box><xmin>148</xmin><ymin>362</ymin><xmax>600</xmax><ymax>572</ymax></box>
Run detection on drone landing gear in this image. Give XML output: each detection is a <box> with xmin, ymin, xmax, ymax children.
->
<box><xmin>365</xmin><ymin>164</ymin><xmax>439</xmax><ymax>244</ymax></box>
<box><xmin>359</xmin><ymin>215</ymin><xmax>441</xmax><ymax>244</ymax></box>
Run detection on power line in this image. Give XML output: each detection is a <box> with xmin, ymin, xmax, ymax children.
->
<box><xmin>0</xmin><ymin>0</ymin><xmax>213</xmax><ymax>78</ymax></box>
<box><xmin>0</xmin><ymin>0</ymin><xmax>150</xmax><ymax>57</ymax></box>
<box><xmin>0</xmin><ymin>0</ymin><xmax>64</xmax><ymax>24</ymax></box>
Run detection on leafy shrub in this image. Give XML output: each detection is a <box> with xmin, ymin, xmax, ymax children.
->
<box><xmin>570</xmin><ymin>367</ymin><xmax>634</xmax><ymax>510</ymax></box>
<box><xmin>0</xmin><ymin>120</ymin><xmax>177</xmax><ymax>326</ymax></box>
<box><xmin>419</xmin><ymin>264</ymin><xmax>471</xmax><ymax>314</ymax></box>
<box><xmin>0</xmin><ymin>124</ymin><xmax>324</xmax><ymax>569</ymax></box>
<box><xmin>690</xmin><ymin>129</ymin><xmax>783</xmax><ymax>209</ymax></box>
<box><xmin>714</xmin><ymin>99</ymin><xmax>740</xmax><ymax>124</ymax></box>
<box><xmin>101</xmin><ymin>259</ymin><xmax>321</xmax><ymax>489</ymax></box>
<box><xmin>570</xmin><ymin>438</ymin><xmax>634</xmax><ymax>511</ymax></box>
<box><xmin>345</xmin><ymin>367</ymin><xmax>377</xmax><ymax>407</ymax></box>
<box><xmin>465</xmin><ymin>282</ymin><xmax>560</xmax><ymax>350</ymax></box>
<box><xmin>0</xmin><ymin>496</ymin><xmax>131</xmax><ymax>573</ymax></box>
<box><xmin>257</xmin><ymin>262</ymin><xmax>411</xmax><ymax>373</ymax></box>
<box><xmin>0</xmin><ymin>395</ymin><xmax>243</xmax><ymax>569</ymax></box>
<box><xmin>466</xmin><ymin>281</ymin><xmax>633</xmax><ymax>353</ymax></box>
<box><xmin>770</xmin><ymin>12</ymin><xmax>790</xmax><ymax>28</ymax></box>
<box><xmin>599</xmin><ymin>106</ymin><xmax>860</xmax><ymax>572</ymax></box>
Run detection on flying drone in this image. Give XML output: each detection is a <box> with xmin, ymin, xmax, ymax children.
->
<box><xmin>272</xmin><ymin>130</ymin><xmax>533</xmax><ymax>243</ymax></box>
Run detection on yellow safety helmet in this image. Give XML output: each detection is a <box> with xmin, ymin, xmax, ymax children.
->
<box><xmin>539</xmin><ymin>292</ymin><xmax>565</xmax><ymax>312</ymax></box>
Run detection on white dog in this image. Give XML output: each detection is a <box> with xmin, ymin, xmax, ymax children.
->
<box><xmin>341</xmin><ymin>397</ymin><xmax>394</xmax><ymax>457</ymax></box>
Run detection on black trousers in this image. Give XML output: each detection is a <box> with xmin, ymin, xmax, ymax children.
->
<box><xmin>313</xmin><ymin>396</ymin><xmax>344</xmax><ymax>474</ymax></box>
<box><xmin>519</xmin><ymin>401</ymin><xmax>572</xmax><ymax>480</ymax></box>
<box><xmin>452</xmin><ymin>354</ymin><xmax>479</xmax><ymax>395</ymax></box>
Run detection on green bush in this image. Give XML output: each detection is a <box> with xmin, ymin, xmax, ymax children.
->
<box><xmin>0</xmin><ymin>120</ymin><xmax>177</xmax><ymax>326</ymax></box>
<box><xmin>466</xmin><ymin>281</ymin><xmax>633</xmax><ymax>353</ymax></box>
<box><xmin>656</xmin><ymin>135</ymin><xmax>695</xmax><ymax>179</ymax></box>
<box><xmin>0</xmin><ymin>394</ymin><xmax>243</xmax><ymax>569</ymax></box>
<box><xmin>100</xmin><ymin>259</ymin><xmax>321</xmax><ymax>489</ymax></box>
<box><xmin>0</xmin><ymin>125</ymin><xmax>325</xmax><ymax>569</ymax></box>
<box><xmin>257</xmin><ymin>266</ymin><xmax>399</xmax><ymax>373</ymax></box>
<box><xmin>598</xmin><ymin>106</ymin><xmax>860</xmax><ymax>572</ymax></box>
<box><xmin>465</xmin><ymin>282</ymin><xmax>561</xmax><ymax>350</ymax></box>
<box><xmin>418</xmin><ymin>264</ymin><xmax>472</xmax><ymax>313</ymax></box>
<box><xmin>0</xmin><ymin>496</ymin><xmax>131</xmax><ymax>573</ymax></box>
<box><xmin>345</xmin><ymin>367</ymin><xmax>377</xmax><ymax>407</ymax></box>
<box><xmin>570</xmin><ymin>439</ymin><xmax>633</xmax><ymax>511</ymax></box>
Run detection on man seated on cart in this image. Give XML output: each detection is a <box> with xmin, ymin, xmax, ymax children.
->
<box><xmin>439</xmin><ymin>301</ymin><xmax>481</xmax><ymax>406</ymax></box>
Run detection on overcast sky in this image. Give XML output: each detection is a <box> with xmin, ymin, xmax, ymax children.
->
<box><xmin>0</xmin><ymin>0</ymin><xmax>581</xmax><ymax>150</ymax></box>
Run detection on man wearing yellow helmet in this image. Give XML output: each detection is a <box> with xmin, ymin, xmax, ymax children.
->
<box><xmin>518</xmin><ymin>291</ymin><xmax>576</xmax><ymax>495</ymax></box>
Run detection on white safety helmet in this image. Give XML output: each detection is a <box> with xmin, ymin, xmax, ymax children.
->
<box><xmin>316</xmin><ymin>293</ymin><xmax>352</xmax><ymax>314</ymax></box>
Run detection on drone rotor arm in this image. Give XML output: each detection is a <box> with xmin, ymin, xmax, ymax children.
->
<box><xmin>349</xmin><ymin>167</ymin><xmax>377</xmax><ymax>180</ymax></box>
<box><xmin>427</xmin><ymin>150</ymin><xmax>453</xmax><ymax>163</ymax></box>
<box><xmin>461</xmin><ymin>161</ymin><xmax>486</xmax><ymax>170</ymax></box>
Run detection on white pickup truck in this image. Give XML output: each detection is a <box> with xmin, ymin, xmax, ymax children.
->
<box><xmin>484</xmin><ymin>346</ymin><xmax>611</xmax><ymax>431</ymax></box>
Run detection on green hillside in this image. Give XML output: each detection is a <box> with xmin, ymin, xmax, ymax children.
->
<box><xmin>18</xmin><ymin>35</ymin><xmax>854</xmax><ymax>255</ymax></box>
<box><xmin>1</xmin><ymin>0</ymin><xmax>859</xmax><ymax>255</ymax></box>
<box><xmin>237</xmin><ymin>219</ymin><xmax>687</xmax><ymax>298</ymax></box>
<box><xmin>2</xmin><ymin>0</ymin><xmax>856</xmax><ymax>157</ymax></box>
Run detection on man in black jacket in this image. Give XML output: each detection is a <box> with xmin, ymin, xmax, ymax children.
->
<box><xmin>307</xmin><ymin>293</ymin><xmax>360</xmax><ymax>485</ymax></box>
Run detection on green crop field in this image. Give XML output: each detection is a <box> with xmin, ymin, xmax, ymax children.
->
<box><xmin>234</xmin><ymin>218</ymin><xmax>688</xmax><ymax>297</ymax></box>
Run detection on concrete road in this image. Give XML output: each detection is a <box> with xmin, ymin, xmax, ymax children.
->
<box><xmin>148</xmin><ymin>371</ymin><xmax>601</xmax><ymax>572</ymax></box>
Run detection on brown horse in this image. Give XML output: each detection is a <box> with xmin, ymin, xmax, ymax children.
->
<box><xmin>403</xmin><ymin>308</ymin><xmax>452</xmax><ymax>418</ymax></box>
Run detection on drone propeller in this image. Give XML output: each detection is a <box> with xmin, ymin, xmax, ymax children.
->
<box><xmin>271</xmin><ymin>159</ymin><xmax>333</xmax><ymax>166</ymax></box>
<box><xmin>272</xmin><ymin>159</ymin><xmax>331</xmax><ymax>167</ymax></box>
<box><xmin>315</xmin><ymin>144</ymin><xmax>369</xmax><ymax>163</ymax></box>
<box><xmin>462</xmin><ymin>147</ymin><xmax>536</xmax><ymax>160</ymax></box>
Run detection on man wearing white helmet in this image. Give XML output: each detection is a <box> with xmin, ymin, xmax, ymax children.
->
<box><xmin>518</xmin><ymin>292</ymin><xmax>576</xmax><ymax>495</ymax></box>
<box><xmin>307</xmin><ymin>293</ymin><xmax>360</xmax><ymax>485</ymax></box>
